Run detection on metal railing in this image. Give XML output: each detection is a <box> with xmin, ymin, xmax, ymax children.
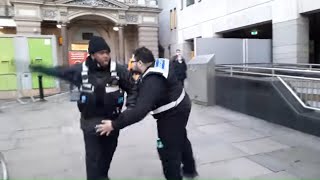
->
<box><xmin>218</xmin><ymin>63</ymin><xmax>320</xmax><ymax>71</ymax></box>
<box><xmin>279</xmin><ymin>77</ymin><xmax>320</xmax><ymax>110</ymax></box>
<box><xmin>216</xmin><ymin>64</ymin><xmax>320</xmax><ymax>111</ymax></box>
<box><xmin>0</xmin><ymin>152</ymin><xmax>8</xmax><ymax>180</ymax></box>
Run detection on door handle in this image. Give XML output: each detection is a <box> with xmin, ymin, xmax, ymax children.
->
<box><xmin>32</xmin><ymin>57</ymin><xmax>43</xmax><ymax>65</ymax></box>
<box><xmin>11</xmin><ymin>59</ymin><xmax>15</xmax><ymax>65</ymax></box>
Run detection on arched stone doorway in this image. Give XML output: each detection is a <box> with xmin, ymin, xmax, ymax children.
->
<box><xmin>64</xmin><ymin>14</ymin><xmax>139</xmax><ymax>65</ymax></box>
<box><xmin>12</xmin><ymin>0</ymin><xmax>161</xmax><ymax>66</ymax></box>
<box><xmin>68</xmin><ymin>15</ymin><xmax>119</xmax><ymax>61</ymax></box>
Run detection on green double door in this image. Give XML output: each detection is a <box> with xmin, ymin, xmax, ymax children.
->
<box><xmin>0</xmin><ymin>37</ymin><xmax>17</xmax><ymax>91</ymax></box>
<box><xmin>28</xmin><ymin>38</ymin><xmax>55</xmax><ymax>89</ymax></box>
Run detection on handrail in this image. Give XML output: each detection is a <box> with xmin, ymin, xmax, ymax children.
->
<box><xmin>216</xmin><ymin>62</ymin><xmax>320</xmax><ymax>67</ymax></box>
<box><xmin>215</xmin><ymin>64</ymin><xmax>320</xmax><ymax>112</ymax></box>
<box><xmin>216</xmin><ymin>65</ymin><xmax>320</xmax><ymax>74</ymax></box>
<box><xmin>277</xmin><ymin>77</ymin><xmax>320</xmax><ymax>112</ymax></box>
<box><xmin>215</xmin><ymin>69</ymin><xmax>320</xmax><ymax>81</ymax></box>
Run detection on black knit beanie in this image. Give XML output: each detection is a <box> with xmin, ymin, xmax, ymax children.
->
<box><xmin>88</xmin><ymin>36</ymin><xmax>111</xmax><ymax>54</ymax></box>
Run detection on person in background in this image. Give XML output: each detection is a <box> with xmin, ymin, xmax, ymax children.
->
<box><xmin>171</xmin><ymin>49</ymin><xmax>187</xmax><ymax>86</ymax></box>
<box><xmin>128</xmin><ymin>54</ymin><xmax>140</xmax><ymax>81</ymax></box>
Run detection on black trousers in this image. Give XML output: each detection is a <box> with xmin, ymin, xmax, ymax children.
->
<box><xmin>156</xmin><ymin>100</ymin><xmax>197</xmax><ymax>180</ymax></box>
<box><xmin>82</xmin><ymin>130</ymin><xmax>119</xmax><ymax>180</ymax></box>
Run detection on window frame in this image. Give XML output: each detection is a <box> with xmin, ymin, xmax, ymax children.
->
<box><xmin>186</xmin><ymin>0</ymin><xmax>195</xmax><ymax>7</ymax></box>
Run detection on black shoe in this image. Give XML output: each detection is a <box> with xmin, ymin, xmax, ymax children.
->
<box><xmin>182</xmin><ymin>169</ymin><xmax>199</xmax><ymax>179</ymax></box>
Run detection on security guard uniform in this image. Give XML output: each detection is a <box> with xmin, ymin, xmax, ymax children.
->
<box><xmin>111</xmin><ymin>58</ymin><xmax>197</xmax><ymax>180</ymax></box>
<box><xmin>30</xmin><ymin>56</ymin><xmax>136</xmax><ymax>180</ymax></box>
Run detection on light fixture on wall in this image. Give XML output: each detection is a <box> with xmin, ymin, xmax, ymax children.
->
<box><xmin>56</xmin><ymin>22</ymin><xmax>62</xmax><ymax>29</ymax></box>
<box><xmin>0</xmin><ymin>27</ymin><xmax>3</xmax><ymax>29</ymax></box>
<box><xmin>113</xmin><ymin>26</ymin><xmax>119</xmax><ymax>31</ymax></box>
<box><xmin>251</xmin><ymin>29</ymin><xmax>258</xmax><ymax>36</ymax></box>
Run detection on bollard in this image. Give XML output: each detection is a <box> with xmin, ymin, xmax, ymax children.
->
<box><xmin>38</xmin><ymin>75</ymin><xmax>45</xmax><ymax>101</ymax></box>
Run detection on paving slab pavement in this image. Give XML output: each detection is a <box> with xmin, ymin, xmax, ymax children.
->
<box><xmin>1</xmin><ymin>94</ymin><xmax>320</xmax><ymax>179</ymax></box>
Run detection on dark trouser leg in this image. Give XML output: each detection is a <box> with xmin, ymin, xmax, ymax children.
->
<box><xmin>156</xmin><ymin>106</ymin><xmax>195</xmax><ymax>180</ymax></box>
<box><xmin>157</xmin><ymin>122</ymin><xmax>183</xmax><ymax>180</ymax></box>
<box><xmin>83</xmin><ymin>130</ymin><xmax>119</xmax><ymax>180</ymax></box>
<box><xmin>99</xmin><ymin>130</ymin><xmax>119</xmax><ymax>178</ymax></box>
<box><xmin>181</xmin><ymin>135</ymin><xmax>197</xmax><ymax>176</ymax></box>
<box><xmin>181</xmin><ymin>111</ymin><xmax>197</xmax><ymax>175</ymax></box>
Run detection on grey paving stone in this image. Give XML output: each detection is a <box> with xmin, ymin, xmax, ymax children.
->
<box><xmin>248</xmin><ymin>146</ymin><xmax>320</xmax><ymax>173</ymax></box>
<box><xmin>0</xmin><ymin>116</ymin><xmax>23</xmax><ymax>133</ymax></box>
<box><xmin>270</xmin><ymin>131</ymin><xmax>320</xmax><ymax>151</ymax></box>
<box><xmin>15</xmin><ymin>134</ymin><xmax>67</xmax><ymax>149</ymax></box>
<box><xmin>0</xmin><ymin>139</ymin><xmax>16</xmax><ymax>151</ymax></box>
<box><xmin>1</xmin><ymin>96</ymin><xmax>320</xmax><ymax>179</ymax></box>
<box><xmin>232</xmin><ymin>138</ymin><xmax>291</xmax><ymax>155</ymax></box>
<box><xmin>0</xmin><ymin>132</ymin><xmax>13</xmax><ymax>140</ymax></box>
<box><xmin>248</xmin><ymin>153</ymin><xmax>291</xmax><ymax>172</ymax></box>
<box><xmin>286</xmin><ymin>161</ymin><xmax>320</xmax><ymax>179</ymax></box>
<box><xmin>197</xmin><ymin>123</ymin><xmax>242</xmax><ymax>135</ymax></box>
<box><xmin>194</xmin><ymin>143</ymin><xmax>248</xmax><ymax>164</ymax></box>
<box><xmin>11</xmin><ymin>127</ymin><xmax>61</xmax><ymax>139</ymax></box>
<box><xmin>252</xmin><ymin>171</ymin><xmax>300</xmax><ymax>179</ymax></box>
<box><xmin>214</xmin><ymin>129</ymin><xmax>269</xmax><ymax>143</ymax></box>
<box><xmin>198</xmin><ymin>158</ymin><xmax>272</xmax><ymax>179</ymax></box>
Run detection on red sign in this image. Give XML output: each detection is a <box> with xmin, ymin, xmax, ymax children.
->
<box><xmin>68</xmin><ymin>51</ymin><xmax>88</xmax><ymax>65</ymax></box>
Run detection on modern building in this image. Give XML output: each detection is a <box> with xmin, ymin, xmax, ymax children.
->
<box><xmin>159</xmin><ymin>0</ymin><xmax>320</xmax><ymax>64</ymax></box>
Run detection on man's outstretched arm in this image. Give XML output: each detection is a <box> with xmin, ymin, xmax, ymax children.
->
<box><xmin>30</xmin><ymin>63</ymin><xmax>82</xmax><ymax>87</ymax></box>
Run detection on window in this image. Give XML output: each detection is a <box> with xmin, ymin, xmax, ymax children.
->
<box><xmin>173</xmin><ymin>8</ymin><xmax>177</xmax><ymax>29</ymax></box>
<box><xmin>181</xmin><ymin>0</ymin><xmax>183</xmax><ymax>10</ymax></box>
<box><xmin>170</xmin><ymin>9</ymin><xmax>173</xmax><ymax>30</ymax></box>
<box><xmin>170</xmin><ymin>8</ymin><xmax>177</xmax><ymax>30</ymax></box>
<box><xmin>186</xmin><ymin>0</ymin><xmax>194</xmax><ymax>7</ymax></box>
<box><xmin>82</xmin><ymin>32</ymin><xmax>93</xmax><ymax>40</ymax></box>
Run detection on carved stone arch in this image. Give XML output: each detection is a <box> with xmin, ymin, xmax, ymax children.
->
<box><xmin>55</xmin><ymin>0</ymin><xmax>129</xmax><ymax>9</ymax></box>
<box><xmin>67</xmin><ymin>11</ymin><xmax>118</xmax><ymax>23</ymax></box>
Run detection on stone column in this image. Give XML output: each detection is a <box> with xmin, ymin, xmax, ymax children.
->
<box><xmin>272</xmin><ymin>0</ymin><xmax>309</xmax><ymax>64</ymax></box>
<box><xmin>61</xmin><ymin>23</ymin><xmax>69</xmax><ymax>66</ymax></box>
<box><xmin>273</xmin><ymin>17</ymin><xmax>309</xmax><ymax>64</ymax></box>
<box><xmin>138</xmin><ymin>26</ymin><xmax>159</xmax><ymax>58</ymax></box>
<box><xmin>118</xmin><ymin>25</ymin><xmax>125</xmax><ymax>64</ymax></box>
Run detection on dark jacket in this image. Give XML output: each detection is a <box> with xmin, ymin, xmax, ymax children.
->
<box><xmin>30</xmin><ymin>57</ymin><xmax>137</xmax><ymax>112</ymax></box>
<box><xmin>112</xmin><ymin>61</ymin><xmax>191</xmax><ymax>130</ymax></box>
<box><xmin>171</xmin><ymin>56</ymin><xmax>187</xmax><ymax>82</ymax></box>
<box><xmin>31</xmin><ymin>57</ymin><xmax>137</xmax><ymax>134</ymax></box>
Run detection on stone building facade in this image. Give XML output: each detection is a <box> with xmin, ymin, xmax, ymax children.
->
<box><xmin>1</xmin><ymin>0</ymin><xmax>161</xmax><ymax>65</ymax></box>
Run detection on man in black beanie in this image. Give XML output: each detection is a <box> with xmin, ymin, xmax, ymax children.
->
<box><xmin>30</xmin><ymin>36</ymin><xmax>137</xmax><ymax>180</ymax></box>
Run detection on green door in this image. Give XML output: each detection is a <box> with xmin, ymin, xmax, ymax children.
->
<box><xmin>28</xmin><ymin>38</ymin><xmax>55</xmax><ymax>89</ymax></box>
<box><xmin>0</xmin><ymin>37</ymin><xmax>17</xmax><ymax>91</ymax></box>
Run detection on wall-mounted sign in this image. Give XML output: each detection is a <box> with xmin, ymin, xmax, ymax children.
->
<box><xmin>68</xmin><ymin>51</ymin><xmax>88</xmax><ymax>65</ymax></box>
